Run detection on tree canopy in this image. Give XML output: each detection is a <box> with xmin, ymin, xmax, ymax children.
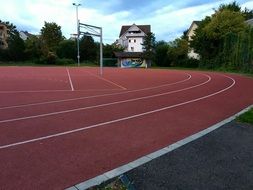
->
<box><xmin>79</xmin><ymin>35</ymin><xmax>98</xmax><ymax>62</ymax></box>
<box><xmin>40</xmin><ymin>22</ymin><xmax>63</xmax><ymax>52</ymax></box>
<box><xmin>190</xmin><ymin>1</ymin><xmax>253</xmax><ymax>70</ymax></box>
<box><xmin>204</xmin><ymin>10</ymin><xmax>246</xmax><ymax>40</ymax></box>
<box><xmin>142</xmin><ymin>32</ymin><xmax>156</xmax><ymax>66</ymax></box>
<box><xmin>0</xmin><ymin>20</ymin><xmax>25</xmax><ymax>61</ymax></box>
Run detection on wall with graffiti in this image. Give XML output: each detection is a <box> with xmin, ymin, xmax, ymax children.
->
<box><xmin>121</xmin><ymin>58</ymin><xmax>146</xmax><ymax>68</ymax></box>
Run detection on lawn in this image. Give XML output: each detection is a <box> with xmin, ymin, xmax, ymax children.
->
<box><xmin>236</xmin><ymin>108</ymin><xmax>253</xmax><ymax>125</ymax></box>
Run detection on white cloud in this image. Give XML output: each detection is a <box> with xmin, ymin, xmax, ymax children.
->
<box><xmin>1</xmin><ymin>0</ymin><xmax>75</xmax><ymax>35</ymax></box>
<box><xmin>0</xmin><ymin>0</ymin><xmax>253</xmax><ymax>44</ymax></box>
<box><xmin>242</xmin><ymin>1</ymin><xmax>253</xmax><ymax>10</ymax></box>
<box><xmin>134</xmin><ymin>2</ymin><xmax>217</xmax><ymax>42</ymax></box>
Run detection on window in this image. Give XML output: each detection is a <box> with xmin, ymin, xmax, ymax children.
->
<box><xmin>128</xmin><ymin>30</ymin><xmax>141</xmax><ymax>34</ymax></box>
<box><xmin>134</xmin><ymin>39</ymin><xmax>136</xmax><ymax>43</ymax></box>
<box><xmin>131</xmin><ymin>47</ymin><xmax>134</xmax><ymax>51</ymax></box>
<box><xmin>129</xmin><ymin>39</ymin><xmax>131</xmax><ymax>43</ymax></box>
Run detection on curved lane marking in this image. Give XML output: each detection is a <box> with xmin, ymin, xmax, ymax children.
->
<box><xmin>0</xmin><ymin>73</ymin><xmax>192</xmax><ymax>110</ymax></box>
<box><xmin>0</xmin><ymin>74</ymin><xmax>210</xmax><ymax>124</ymax></box>
<box><xmin>0</xmin><ymin>74</ymin><xmax>236</xmax><ymax>150</ymax></box>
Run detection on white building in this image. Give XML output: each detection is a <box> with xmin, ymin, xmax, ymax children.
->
<box><xmin>0</xmin><ymin>24</ymin><xmax>8</xmax><ymax>49</ymax></box>
<box><xmin>186</xmin><ymin>21</ymin><xmax>201</xmax><ymax>60</ymax></box>
<box><xmin>19</xmin><ymin>31</ymin><xmax>33</xmax><ymax>41</ymax></box>
<box><xmin>246</xmin><ymin>18</ymin><xmax>253</xmax><ymax>26</ymax></box>
<box><xmin>115</xmin><ymin>24</ymin><xmax>151</xmax><ymax>68</ymax></box>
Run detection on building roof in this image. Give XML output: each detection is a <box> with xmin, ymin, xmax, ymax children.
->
<box><xmin>114</xmin><ymin>52</ymin><xmax>143</xmax><ymax>58</ymax></box>
<box><xmin>186</xmin><ymin>20</ymin><xmax>201</xmax><ymax>37</ymax></box>
<box><xmin>19</xmin><ymin>31</ymin><xmax>37</xmax><ymax>41</ymax></box>
<box><xmin>119</xmin><ymin>24</ymin><xmax>151</xmax><ymax>37</ymax></box>
<box><xmin>192</xmin><ymin>21</ymin><xmax>201</xmax><ymax>25</ymax></box>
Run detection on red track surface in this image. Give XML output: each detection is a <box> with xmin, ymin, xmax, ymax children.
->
<box><xmin>0</xmin><ymin>67</ymin><xmax>253</xmax><ymax>190</ymax></box>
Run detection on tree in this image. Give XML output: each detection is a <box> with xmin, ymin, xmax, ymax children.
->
<box><xmin>190</xmin><ymin>16</ymin><xmax>213</xmax><ymax>61</ymax></box>
<box><xmin>79</xmin><ymin>35</ymin><xmax>98</xmax><ymax>62</ymax></box>
<box><xmin>217</xmin><ymin>1</ymin><xmax>241</xmax><ymax>12</ymax></box>
<box><xmin>182</xmin><ymin>29</ymin><xmax>189</xmax><ymax>40</ymax></box>
<box><xmin>189</xmin><ymin>1</ymin><xmax>253</xmax><ymax>70</ymax></box>
<box><xmin>25</xmin><ymin>36</ymin><xmax>42</xmax><ymax>60</ymax></box>
<box><xmin>0</xmin><ymin>20</ymin><xmax>18</xmax><ymax>36</ymax></box>
<box><xmin>7</xmin><ymin>33</ymin><xmax>26</xmax><ymax>61</ymax></box>
<box><xmin>154</xmin><ymin>41</ymin><xmax>170</xmax><ymax>67</ymax></box>
<box><xmin>142</xmin><ymin>32</ymin><xmax>156</xmax><ymax>66</ymax></box>
<box><xmin>204</xmin><ymin>10</ymin><xmax>246</xmax><ymax>40</ymax></box>
<box><xmin>167</xmin><ymin>38</ymin><xmax>188</xmax><ymax>67</ymax></box>
<box><xmin>57</xmin><ymin>40</ymin><xmax>76</xmax><ymax>60</ymax></box>
<box><xmin>217</xmin><ymin>1</ymin><xmax>253</xmax><ymax>20</ymax></box>
<box><xmin>103</xmin><ymin>43</ymin><xmax>124</xmax><ymax>58</ymax></box>
<box><xmin>190</xmin><ymin>6</ymin><xmax>247</xmax><ymax>68</ymax></box>
<box><xmin>0</xmin><ymin>20</ymin><xmax>25</xmax><ymax>61</ymax></box>
<box><xmin>40</xmin><ymin>22</ymin><xmax>63</xmax><ymax>52</ymax></box>
<box><xmin>243</xmin><ymin>8</ymin><xmax>253</xmax><ymax>20</ymax></box>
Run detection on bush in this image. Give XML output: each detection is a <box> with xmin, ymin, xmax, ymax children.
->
<box><xmin>183</xmin><ymin>58</ymin><xmax>199</xmax><ymax>68</ymax></box>
<box><xmin>57</xmin><ymin>40</ymin><xmax>76</xmax><ymax>60</ymax></box>
<box><xmin>103</xmin><ymin>58</ymin><xmax>117</xmax><ymax>67</ymax></box>
<box><xmin>46</xmin><ymin>52</ymin><xmax>57</xmax><ymax>64</ymax></box>
<box><xmin>35</xmin><ymin>52</ymin><xmax>57</xmax><ymax>65</ymax></box>
<box><xmin>56</xmin><ymin>58</ymin><xmax>75</xmax><ymax>65</ymax></box>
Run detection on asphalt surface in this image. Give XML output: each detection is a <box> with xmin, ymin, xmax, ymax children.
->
<box><xmin>126</xmin><ymin>121</ymin><xmax>253</xmax><ymax>190</ymax></box>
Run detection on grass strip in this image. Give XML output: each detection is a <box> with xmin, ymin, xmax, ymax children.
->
<box><xmin>236</xmin><ymin>108</ymin><xmax>253</xmax><ymax>125</ymax></box>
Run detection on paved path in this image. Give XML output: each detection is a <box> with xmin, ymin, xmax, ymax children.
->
<box><xmin>126</xmin><ymin>121</ymin><xmax>253</xmax><ymax>190</ymax></box>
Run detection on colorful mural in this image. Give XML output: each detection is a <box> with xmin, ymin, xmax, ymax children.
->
<box><xmin>121</xmin><ymin>58</ymin><xmax>146</xmax><ymax>68</ymax></box>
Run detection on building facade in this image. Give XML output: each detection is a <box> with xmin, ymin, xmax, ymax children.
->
<box><xmin>186</xmin><ymin>21</ymin><xmax>200</xmax><ymax>60</ymax></box>
<box><xmin>0</xmin><ymin>24</ymin><xmax>8</xmax><ymax>49</ymax></box>
<box><xmin>246</xmin><ymin>18</ymin><xmax>253</xmax><ymax>27</ymax></box>
<box><xmin>19</xmin><ymin>31</ymin><xmax>34</xmax><ymax>41</ymax></box>
<box><xmin>115</xmin><ymin>24</ymin><xmax>151</xmax><ymax>68</ymax></box>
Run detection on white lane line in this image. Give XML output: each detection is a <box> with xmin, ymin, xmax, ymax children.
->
<box><xmin>0</xmin><ymin>89</ymin><xmax>122</xmax><ymax>93</ymax></box>
<box><xmin>66</xmin><ymin>68</ymin><xmax>74</xmax><ymax>91</ymax></box>
<box><xmin>86</xmin><ymin>71</ymin><xmax>127</xmax><ymax>90</ymax></box>
<box><xmin>69</xmin><ymin>104</ymin><xmax>253</xmax><ymax>190</ymax></box>
<box><xmin>0</xmin><ymin>74</ymin><xmax>192</xmax><ymax>110</ymax></box>
<box><xmin>0</xmin><ymin>90</ymin><xmax>73</xmax><ymax>93</ymax></box>
<box><xmin>0</xmin><ymin>74</ymin><xmax>209</xmax><ymax>124</ymax></box>
<box><xmin>0</xmin><ymin>74</ymin><xmax>235</xmax><ymax>150</ymax></box>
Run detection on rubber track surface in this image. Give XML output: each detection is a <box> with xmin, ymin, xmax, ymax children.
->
<box><xmin>0</xmin><ymin>67</ymin><xmax>252</xmax><ymax>190</ymax></box>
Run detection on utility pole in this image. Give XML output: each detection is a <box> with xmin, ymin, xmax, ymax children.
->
<box><xmin>73</xmin><ymin>3</ymin><xmax>81</xmax><ymax>66</ymax></box>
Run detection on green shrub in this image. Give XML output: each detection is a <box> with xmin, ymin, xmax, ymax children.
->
<box><xmin>103</xmin><ymin>58</ymin><xmax>117</xmax><ymax>67</ymax></box>
<box><xmin>35</xmin><ymin>52</ymin><xmax>57</xmax><ymax>65</ymax></box>
<box><xmin>46</xmin><ymin>52</ymin><xmax>57</xmax><ymax>64</ymax></box>
<box><xmin>56</xmin><ymin>58</ymin><xmax>75</xmax><ymax>65</ymax></box>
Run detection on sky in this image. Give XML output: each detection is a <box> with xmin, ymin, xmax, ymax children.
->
<box><xmin>1</xmin><ymin>0</ymin><xmax>253</xmax><ymax>44</ymax></box>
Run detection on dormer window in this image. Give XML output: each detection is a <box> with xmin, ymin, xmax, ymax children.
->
<box><xmin>128</xmin><ymin>30</ymin><xmax>141</xmax><ymax>34</ymax></box>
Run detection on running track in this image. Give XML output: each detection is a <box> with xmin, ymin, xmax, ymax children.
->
<box><xmin>0</xmin><ymin>67</ymin><xmax>253</xmax><ymax>190</ymax></box>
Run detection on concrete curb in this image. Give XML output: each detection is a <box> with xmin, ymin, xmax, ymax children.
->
<box><xmin>65</xmin><ymin>105</ymin><xmax>253</xmax><ymax>190</ymax></box>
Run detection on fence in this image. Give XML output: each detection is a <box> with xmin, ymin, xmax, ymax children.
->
<box><xmin>103</xmin><ymin>58</ymin><xmax>118</xmax><ymax>67</ymax></box>
<box><xmin>223</xmin><ymin>27</ymin><xmax>253</xmax><ymax>72</ymax></box>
